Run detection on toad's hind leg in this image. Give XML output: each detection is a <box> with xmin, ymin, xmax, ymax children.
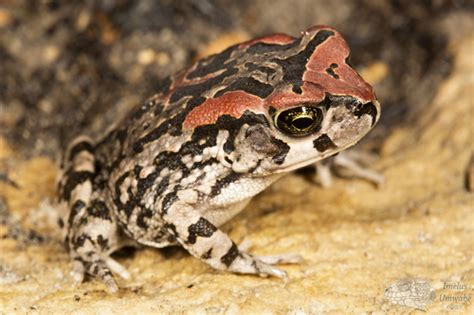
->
<box><xmin>58</xmin><ymin>137</ymin><xmax>130</xmax><ymax>293</ymax></box>
<box><xmin>67</xmin><ymin>196</ymin><xmax>131</xmax><ymax>293</ymax></box>
<box><xmin>313</xmin><ymin>150</ymin><xmax>384</xmax><ymax>187</ymax></box>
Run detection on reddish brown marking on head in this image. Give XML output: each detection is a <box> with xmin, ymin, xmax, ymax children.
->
<box><xmin>183</xmin><ymin>91</ymin><xmax>264</xmax><ymax>129</ymax></box>
<box><xmin>304</xmin><ymin>29</ymin><xmax>376</xmax><ymax>103</ymax></box>
<box><xmin>240</xmin><ymin>33</ymin><xmax>295</xmax><ymax>47</ymax></box>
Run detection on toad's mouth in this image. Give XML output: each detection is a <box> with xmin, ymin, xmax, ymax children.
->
<box><xmin>272</xmin><ymin>145</ymin><xmax>349</xmax><ymax>174</ymax></box>
<box><xmin>247</xmin><ymin>134</ymin><xmax>367</xmax><ymax>177</ymax></box>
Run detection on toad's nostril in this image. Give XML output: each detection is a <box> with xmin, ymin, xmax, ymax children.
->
<box><xmin>354</xmin><ymin>102</ymin><xmax>378</xmax><ymax>126</ymax></box>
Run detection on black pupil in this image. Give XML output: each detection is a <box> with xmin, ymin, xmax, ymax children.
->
<box><xmin>275</xmin><ymin>105</ymin><xmax>323</xmax><ymax>136</ymax></box>
<box><xmin>292</xmin><ymin>116</ymin><xmax>314</xmax><ymax>130</ymax></box>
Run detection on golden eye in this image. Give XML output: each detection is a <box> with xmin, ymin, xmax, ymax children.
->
<box><xmin>274</xmin><ymin>106</ymin><xmax>324</xmax><ymax>137</ymax></box>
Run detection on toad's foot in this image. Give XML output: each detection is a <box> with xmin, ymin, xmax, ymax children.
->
<box><xmin>66</xmin><ymin>209</ymin><xmax>132</xmax><ymax>293</ymax></box>
<box><xmin>238</xmin><ymin>239</ymin><xmax>303</xmax><ymax>266</ymax></box>
<box><xmin>231</xmin><ymin>251</ymin><xmax>290</xmax><ymax>281</ymax></box>
<box><xmin>313</xmin><ymin>150</ymin><xmax>384</xmax><ymax>188</ymax></box>
<box><xmin>255</xmin><ymin>253</ymin><xmax>303</xmax><ymax>265</ymax></box>
<box><xmin>71</xmin><ymin>256</ymin><xmax>130</xmax><ymax>293</ymax></box>
<box><xmin>69</xmin><ymin>235</ymin><xmax>134</xmax><ymax>293</ymax></box>
<box><xmin>70</xmin><ymin>243</ymin><xmax>132</xmax><ymax>293</ymax></box>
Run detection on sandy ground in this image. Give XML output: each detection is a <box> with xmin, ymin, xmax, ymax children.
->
<box><xmin>0</xmin><ymin>2</ymin><xmax>473</xmax><ymax>314</ymax></box>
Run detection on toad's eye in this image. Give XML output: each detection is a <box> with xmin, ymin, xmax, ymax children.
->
<box><xmin>274</xmin><ymin>106</ymin><xmax>324</xmax><ymax>137</ymax></box>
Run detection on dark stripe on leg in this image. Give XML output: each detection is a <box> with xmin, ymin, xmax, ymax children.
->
<box><xmin>68</xmin><ymin>141</ymin><xmax>95</xmax><ymax>161</ymax></box>
<box><xmin>221</xmin><ymin>242</ymin><xmax>239</xmax><ymax>267</ymax></box>
<box><xmin>187</xmin><ymin>217</ymin><xmax>217</xmax><ymax>244</ymax></box>
<box><xmin>201</xmin><ymin>247</ymin><xmax>213</xmax><ymax>260</ymax></box>
<box><xmin>62</xmin><ymin>171</ymin><xmax>94</xmax><ymax>201</ymax></box>
<box><xmin>68</xmin><ymin>200</ymin><xmax>86</xmax><ymax>227</ymax></box>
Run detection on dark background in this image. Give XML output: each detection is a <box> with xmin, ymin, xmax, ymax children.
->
<box><xmin>0</xmin><ymin>0</ymin><xmax>471</xmax><ymax>159</ymax></box>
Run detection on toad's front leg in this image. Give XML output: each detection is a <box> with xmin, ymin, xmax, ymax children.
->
<box><xmin>162</xmin><ymin>197</ymin><xmax>290</xmax><ymax>279</ymax></box>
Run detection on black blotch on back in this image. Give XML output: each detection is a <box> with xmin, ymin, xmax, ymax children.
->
<box><xmin>246</xmin><ymin>37</ymin><xmax>302</xmax><ymax>54</ymax></box>
<box><xmin>244</xmin><ymin>62</ymin><xmax>277</xmax><ymax>76</ymax></box>
<box><xmin>132</xmin><ymin>97</ymin><xmax>206</xmax><ymax>153</ymax></box>
<box><xmin>186</xmin><ymin>46</ymin><xmax>235</xmax><ymax>80</ymax></box>
<box><xmin>214</xmin><ymin>76</ymin><xmax>274</xmax><ymax>99</ymax></box>
<box><xmin>313</xmin><ymin>134</ymin><xmax>338</xmax><ymax>152</ymax></box>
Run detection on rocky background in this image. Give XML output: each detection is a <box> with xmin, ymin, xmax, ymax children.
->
<box><xmin>0</xmin><ymin>0</ymin><xmax>472</xmax><ymax>313</ymax></box>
